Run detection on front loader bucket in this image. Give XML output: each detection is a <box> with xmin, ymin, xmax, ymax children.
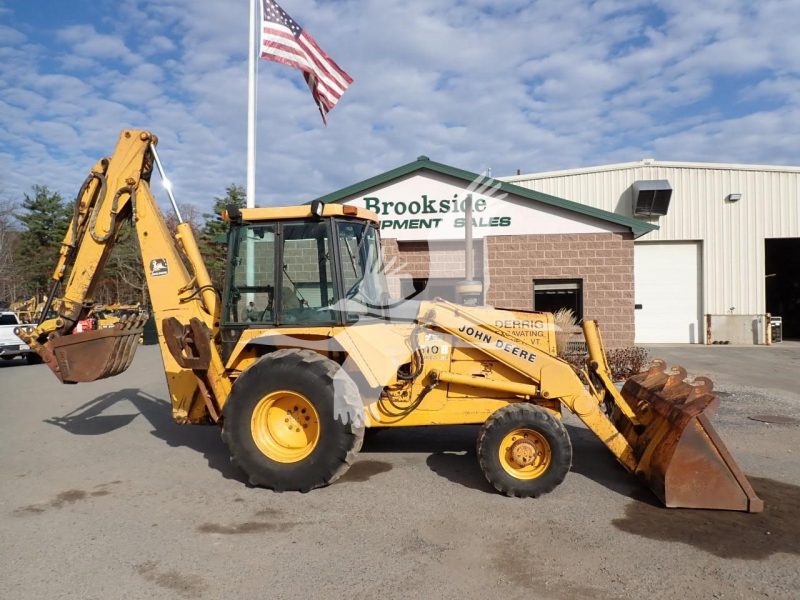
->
<box><xmin>616</xmin><ymin>360</ymin><xmax>763</xmax><ymax>513</ymax></box>
<box><xmin>43</xmin><ymin>316</ymin><xmax>146</xmax><ymax>383</ymax></box>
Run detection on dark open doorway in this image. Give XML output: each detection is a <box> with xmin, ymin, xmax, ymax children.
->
<box><xmin>765</xmin><ymin>238</ymin><xmax>800</xmax><ymax>340</ymax></box>
<box><xmin>533</xmin><ymin>279</ymin><xmax>584</xmax><ymax>320</ymax></box>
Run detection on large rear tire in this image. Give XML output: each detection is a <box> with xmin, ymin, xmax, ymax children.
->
<box><xmin>222</xmin><ymin>349</ymin><xmax>364</xmax><ymax>492</ymax></box>
<box><xmin>477</xmin><ymin>403</ymin><xmax>572</xmax><ymax>498</ymax></box>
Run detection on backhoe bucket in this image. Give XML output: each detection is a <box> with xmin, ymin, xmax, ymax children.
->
<box><xmin>43</xmin><ymin>316</ymin><xmax>147</xmax><ymax>383</ymax></box>
<box><xmin>616</xmin><ymin>360</ymin><xmax>763</xmax><ymax>513</ymax></box>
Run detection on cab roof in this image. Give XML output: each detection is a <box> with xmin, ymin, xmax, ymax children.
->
<box><xmin>225</xmin><ymin>204</ymin><xmax>379</xmax><ymax>223</ymax></box>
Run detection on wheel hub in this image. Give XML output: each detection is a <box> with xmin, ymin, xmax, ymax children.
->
<box><xmin>510</xmin><ymin>439</ymin><xmax>537</xmax><ymax>466</ymax></box>
<box><xmin>498</xmin><ymin>427</ymin><xmax>552</xmax><ymax>480</ymax></box>
<box><xmin>251</xmin><ymin>391</ymin><xmax>320</xmax><ymax>463</ymax></box>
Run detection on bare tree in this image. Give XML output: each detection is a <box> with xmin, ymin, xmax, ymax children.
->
<box><xmin>0</xmin><ymin>200</ymin><xmax>20</xmax><ymax>306</ymax></box>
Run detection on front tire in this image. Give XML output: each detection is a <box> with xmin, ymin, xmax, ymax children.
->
<box><xmin>222</xmin><ymin>349</ymin><xmax>364</xmax><ymax>492</ymax></box>
<box><xmin>477</xmin><ymin>403</ymin><xmax>572</xmax><ymax>498</ymax></box>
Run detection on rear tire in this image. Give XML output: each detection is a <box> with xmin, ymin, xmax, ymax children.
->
<box><xmin>25</xmin><ymin>353</ymin><xmax>42</xmax><ymax>365</ymax></box>
<box><xmin>477</xmin><ymin>403</ymin><xmax>572</xmax><ymax>498</ymax></box>
<box><xmin>222</xmin><ymin>349</ymin><xmax>364</xmax><ymax>492</ymax></box>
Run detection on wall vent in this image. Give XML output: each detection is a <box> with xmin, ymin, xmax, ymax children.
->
<box><xmin>633</xmin><ymin>179</ymin><xmax>672</xmax><ymax>217</ymax></box>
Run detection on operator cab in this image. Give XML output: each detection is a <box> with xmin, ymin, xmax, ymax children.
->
<box><xmin>221</xmin><ymin>204</ymin><xmax>390</xmax><ymax>337</ymax></box>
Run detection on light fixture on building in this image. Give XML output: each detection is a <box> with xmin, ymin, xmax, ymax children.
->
<box><xmin>727</xmin><ymin>193</ymin><xmax>742</xmax><ymax>202</ymax></box>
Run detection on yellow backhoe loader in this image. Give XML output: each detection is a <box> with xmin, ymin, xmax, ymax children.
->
<box><xmin>18</xmin><ymin>130</ymin><xmax>763</xmax><ymax>512</ymax></box>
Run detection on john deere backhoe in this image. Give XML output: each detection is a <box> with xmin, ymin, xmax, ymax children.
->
<box><xmin>18</xmin><ymin>130</ymin><xmax>763</xmax><ymax>512</ymax></box>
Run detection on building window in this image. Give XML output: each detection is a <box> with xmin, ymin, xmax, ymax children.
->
<box><xmin>533</xmin><ymin>279</ymin><xmax>583</xmax><ymax>319</ymax></box>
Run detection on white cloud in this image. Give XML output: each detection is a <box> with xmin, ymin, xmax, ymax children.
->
<box><xmin>57</xmin><ymin>25</ymin><xmax>140</xmax><ymax>65</ymax></box>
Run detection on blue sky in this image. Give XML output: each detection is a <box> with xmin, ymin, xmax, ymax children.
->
<box><xmin>1</xmin><ymin>0</ymin><xmax>799</xmax><ymax>211</ymax></box>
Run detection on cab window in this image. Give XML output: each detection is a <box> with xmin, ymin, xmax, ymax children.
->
<box><xmin>226</xmin><ymin>224</ymin><xmax>277</xmax><ymax>324</ymax></box>
<box><xmin>279</xmin><ymin>221</ymin><xmax>337</xmax><ymax>325</ymax></box>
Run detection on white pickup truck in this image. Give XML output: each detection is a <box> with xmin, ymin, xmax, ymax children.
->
<box><xmin>0</xmin><ymin>312</ymin><xmax>39</xmax><ymax>364</ymax></box>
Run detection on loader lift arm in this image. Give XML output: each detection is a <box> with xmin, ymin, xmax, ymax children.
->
<box><xmin>416</xmin><ymin>300</ymin><xmax>763</xmax><ymax>512</ymax></box>
<box><xmin>17</xmin><ymin>130</ymin><xmax>230</xmax><ymax>423</ymax></box>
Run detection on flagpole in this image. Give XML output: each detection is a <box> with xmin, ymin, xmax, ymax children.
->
<box><xmin>246</xmin><ymin>0</ymin><xmax>257</xmax><ymax>209</ymax></box>
<box><xmin>245</xmin><ymin>0</ymin><xmax>257</xmax><ymax>306</ymax></box>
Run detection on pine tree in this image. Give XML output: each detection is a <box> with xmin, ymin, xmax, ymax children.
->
<box><xmin>15</xmin><ymin>186</ymin><xmax>72</xmax><ymax>294</ymax></box>
<box><xmin>200</xmin><ymin>184</ymin><xmax>245</xmax><ymax>289</ymax></box>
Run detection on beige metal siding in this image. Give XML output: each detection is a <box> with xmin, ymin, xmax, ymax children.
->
<box><xmin>505</xmin><ymin>163</ymin><xmax>800</xmax><ymax>316</ymax></box>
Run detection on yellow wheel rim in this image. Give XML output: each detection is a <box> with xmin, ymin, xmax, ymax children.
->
<box><xmin>250</xmin><ymin>391</ymin><xmax>320</xmax><ymax>463</ymax></box>
<box><xmin>498</xmin><ymin>428</ymin><xmax>551</xmax><ymax>480</ymax></box>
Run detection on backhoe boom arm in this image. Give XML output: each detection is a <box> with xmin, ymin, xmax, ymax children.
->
<box><xmin>18</xmin><ymin>130</ymin><xmax>230</xmax><ymax>422</ymax></box>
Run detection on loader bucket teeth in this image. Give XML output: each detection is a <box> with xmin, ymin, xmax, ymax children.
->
<box><xmin>43</xmin><ymin>316</ymin><xmax>147</xmax><ymax>383</ymax></box>
<box><xmin>618</xmin><ymin>360</ymin><xmax>763</xmax><ymax>513</ymax></box>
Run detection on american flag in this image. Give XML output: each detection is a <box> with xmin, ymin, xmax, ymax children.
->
<box><xmin>260</xmin><ymin>0</ymin><xmax>353</xmax><ymax>123</ymax></box>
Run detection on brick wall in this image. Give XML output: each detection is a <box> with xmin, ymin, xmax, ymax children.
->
<box><xmin>484</xmin><ymin>233</ymin><xmax>635</xmax><ymax>348</ymax></box>
<box><xmin>381</xmin><ymin>239</ymin><xmax>484</xmax><ymax>297</ymax></box>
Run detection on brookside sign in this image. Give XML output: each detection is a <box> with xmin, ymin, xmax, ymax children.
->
<box><xmin>364</xmin><ymin>195</ymin><xmax>511</xmax><ymax>232</ymax></box>
<box><xmin>341</xmin><ymin>173</ymin><xmax>624</xmax><ymax>241</ymax></box>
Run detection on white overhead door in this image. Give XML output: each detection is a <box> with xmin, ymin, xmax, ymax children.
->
<box><xmin>634</xmin><ymin>242</ymin><xmax>702</xmax><ymax>343</ymax></box>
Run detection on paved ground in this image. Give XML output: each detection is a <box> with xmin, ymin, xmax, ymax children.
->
<box><xmin>1</xmin><ymin>344</ymin><xmax>799</xmax><ymax>600</ymax></box>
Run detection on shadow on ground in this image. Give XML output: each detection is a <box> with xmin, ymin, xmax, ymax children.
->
<box><xmin>44</xmin><ymin>388</ymin><xmax>246</xmax><ymax>484</ymax></box>
<box><xmin>565</xmin><ymin>423</ymin><xmax>639</xmax><ymax>498</ymax></box>
<box><xmin>425</xmin><ymin>451</ymin><xmax>495</xmax><ymax>492</ymax></box>
<box><xmin>361</xmin><ymin>425</ymin><xmax>494</xmax><ymax>492</ymax></box>
<box><xmin>613</xmin><ymin>477</ymin><xmax>800</xmax><ymax>559</ymax></box>
<box><xmin>0</xmin><ymin>357</ymin><xmax>34</xmax><ymax>369</ymax></box>
<box><xmin>361</xmin><ymin>425</ymin><xmax>480</xmax><ymax>454</ymax></box>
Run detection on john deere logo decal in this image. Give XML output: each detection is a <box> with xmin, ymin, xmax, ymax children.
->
<box><xmin>150</xmin><ymin>258</ymin><xmax>168</xmax><ymax>277</ymax></box>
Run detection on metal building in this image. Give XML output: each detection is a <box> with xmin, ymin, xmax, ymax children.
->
<box><xmin>503</xmin><ymin>160</ymin><xmax>800</xmax><ymax>343</ymax></box>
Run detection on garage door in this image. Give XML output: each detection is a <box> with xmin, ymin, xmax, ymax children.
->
<box><xmin>635</xmin><ymin>242</ymin><xmax>702</xmax><ymax>343</ymax></box>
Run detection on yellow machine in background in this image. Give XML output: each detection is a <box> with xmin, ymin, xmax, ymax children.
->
<box><xmin>10</xmin><ymin>295</ymin><xmax>56</xmax><ymax>324</ymax></box>
<box><xmin>18</xmin><ymin>130</ymin><xmax>762</xmax><ymax>512</ymax></box>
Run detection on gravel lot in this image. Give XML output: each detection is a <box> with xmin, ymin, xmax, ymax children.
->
<box><xmin>1</xmin><ymin>343</ymin><xmax>799</xmax><ymax>599</ymax></box>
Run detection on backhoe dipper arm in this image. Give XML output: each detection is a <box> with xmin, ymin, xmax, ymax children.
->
<box><xmin>419</xmin><ymin>301</ymin><xmax>637</xmax><ymax>471</ymax></box>
<box><xmin>19</xmin><ymin>130</ymin><xmax>230</xmax><ymax>422</ymax></box>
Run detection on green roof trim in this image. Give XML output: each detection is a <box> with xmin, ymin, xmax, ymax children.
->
<box><xmin>312</xmin><ymin>156</ymin><xmax>658</xmax><ymax>238</ymax></box>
